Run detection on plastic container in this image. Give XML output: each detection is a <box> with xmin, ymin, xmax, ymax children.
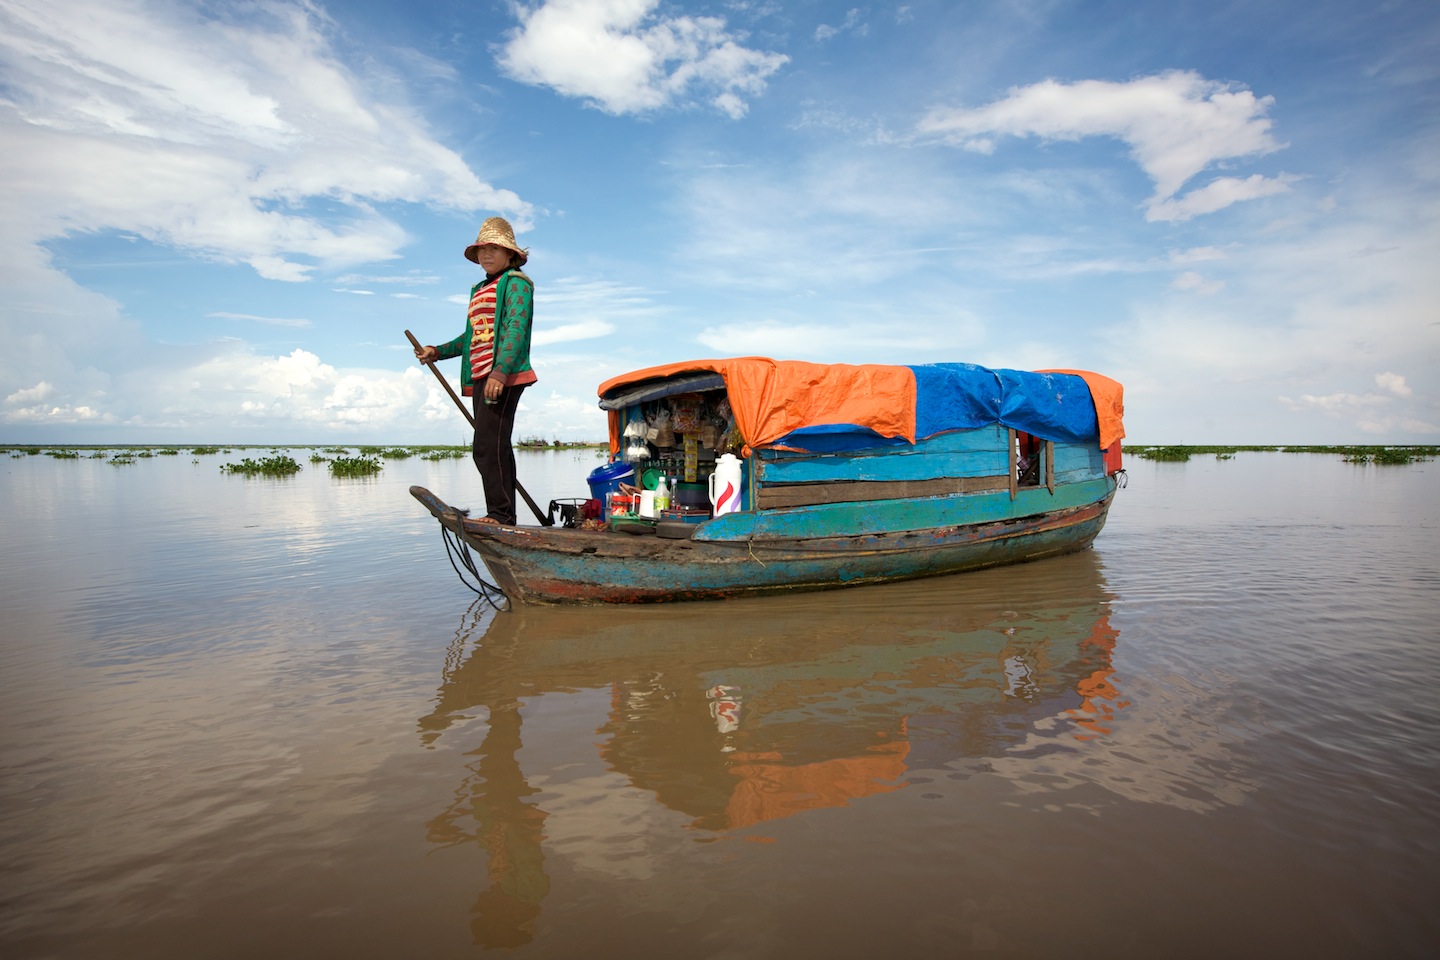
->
<box><xmin>587</xmin><ymin>461</ymin><xmax>635</xmax><ymax>502</ymax></box>
<box><xmin>674</xmin><ymin>482</ymin><xmax>707</xmax><ymax>509</ymax></box>
<box><xmin>709</xmin><ymin>453</ymin><xmax>744</xmax><ymax>515</ymax></box>
<box><xmin>607</xmin><ymin>493</ymin><xmax>638</xmax><ymax>517</ymax></box>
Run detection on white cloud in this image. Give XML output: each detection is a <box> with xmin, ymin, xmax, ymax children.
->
<box><xmin>918</xmin><ymin>70</ymin><xmax>1291</xmax><ymax>221</ymax></box>
<box><xmin>1277</xmin><ymin>391</ymin><xmax>1390</xmax><ymax>414</ymax></box>
<box><xmin>1146</xmin><ymin>173</ymin><xmax>1296</xmax><ymax>223</ymax></box>
<box><xmin>1168</xmin><ymin>246</ymin><xmax>1230</xmax><ymax>264</ymax></box>
<box><xmin>0</xmin><ymin>0</ymin><xmax>530</xmax><ymax>284</ymax></box>
<box><xmin>208</xmin><ymin>312</ymin><xmax>312</xmax><ymax>328</ymax></box>
<box><xmin>497</xmin><ymin>0</ymin><xmax>788</xmax><ymax>116</ymax></box>
<box><xmin>1171</xmin><ymin>271</ymin><xmax>1224</xmax><ymax>295</ymax></box>
<box><xmin>5</xmin><ymin>381</ymin><xmax>55</xmax><ymax>405</ymax></box>
<box><xmin>1376</xmin><ymin>372</ymin><xmax>1412</xmax><ymax>397</ymax></box>
<box><xmin>533</xmin><ymin>320</ymin><xmax>616</xmax><ymax>347</ymax></box>
<box><xmin>815</xmin><ymin>9</ymin><xmax>864</xmax><ymax>43</ymax></box>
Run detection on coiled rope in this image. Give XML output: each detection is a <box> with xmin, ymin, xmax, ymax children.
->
<box><xmin>437</xmin><ymin>510</ymin><xmax>510</xmax><ymax>610</ymax></box>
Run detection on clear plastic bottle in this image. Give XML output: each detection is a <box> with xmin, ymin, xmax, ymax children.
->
<box><xmin>654</xmin><ymin>476</ymin><xmax>670</xmax><ymax>513</ymax></box>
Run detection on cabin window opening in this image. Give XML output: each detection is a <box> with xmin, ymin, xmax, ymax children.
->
<box><xmin>618</xmin><ymin>388</ymin><xmax>737</xmax><ymax>490</ymax></box>
<box><xmin>1015</xmin><ymin>432</ymin><xmax>1044</xmax><ymax>488</ymax></box>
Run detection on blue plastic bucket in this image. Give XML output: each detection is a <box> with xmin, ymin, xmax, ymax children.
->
<box><xmin>587</xmin><ymin>461</ymin><xmax>635</xmax><ymax>501</ymax></box>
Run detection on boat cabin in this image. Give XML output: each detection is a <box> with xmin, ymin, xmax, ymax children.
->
<box><xmin>595</xmin><ymin>358</ymin><xmax>1125</xmax><ymax>527</ymax></box>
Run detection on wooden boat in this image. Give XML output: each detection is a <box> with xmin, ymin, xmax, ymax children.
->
<box><xmin>411</xmin><ymin>358</ymin><xmax>1125</xmax><ymax>604</ymax></box>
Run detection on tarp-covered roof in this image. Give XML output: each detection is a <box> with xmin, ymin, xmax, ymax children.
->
<box><xmin>597</xmin><ymin>358</ymin><xmax>1124</xmax><ymax>453</ymax></box>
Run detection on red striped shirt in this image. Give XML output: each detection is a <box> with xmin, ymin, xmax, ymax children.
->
<box><xmin>467</xmin><ymin>277</ymin><xmax>498</xmax><ymax>385</ymax></box>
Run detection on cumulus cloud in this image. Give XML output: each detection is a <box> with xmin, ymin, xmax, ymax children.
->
<box><xmin>497</xmin><ymin>0</ymin><xmax>788</xmax><ymax>118</ymax></box>
<box><xmin>1276</xmin><ymin>371</ymin><xmax>1434</xmax><ymax>434</ymax></box>
<box><xmin>1375</xmin><ymin>372</ymin><xmax>1412</xmax><ymax>396</ymax></box>
<box><xmin>5</xmin><ymin>381</ymin><xmax>56</xmax><ymax>405</ymax></box>
<box><xmin>917</xmin><ymin>70</ymin><xmax>1291</xmax><ymax>221</ymax></box>
<box><xmin>0</xmin><ymin>0</ymin><xmax>530</xmax><ymax>283</ymax></box>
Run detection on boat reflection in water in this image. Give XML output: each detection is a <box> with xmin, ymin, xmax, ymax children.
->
<box><xmin>419</xmin><ymin>551</ymin><xmax>1123</xmax><ymax>947</ymax></box>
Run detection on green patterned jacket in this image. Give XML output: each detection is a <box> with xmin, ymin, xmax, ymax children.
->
<box><xmin>435</xmin><ymin>269</ymin><xmax>537</xmax><ymax>394</ymax></box>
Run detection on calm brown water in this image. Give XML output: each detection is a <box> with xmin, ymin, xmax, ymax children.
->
<box><xmin>1</xmin><ymin>449</ymin><xmax>1436</xmax><ymax>958</ymax></box>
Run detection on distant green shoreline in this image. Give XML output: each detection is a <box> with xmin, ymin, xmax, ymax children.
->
<box><xmin>1</xmin><ymin>442</ymin><xmax>611</xmax><ymax>476</ymax></box>
<box><xmin>3</xmin><ymin>442</ymin><xmax>1433</xmax><ymax>467</ymax></box>
<box><xmin>1</xmin><ymin>441</ymin><xmax>608</xmax><ymax>454</ymax></box>
<box><xmin>1125</xmin><ymin>444</ymin><xmax>1437</xmax><ymax>464</ymax></box>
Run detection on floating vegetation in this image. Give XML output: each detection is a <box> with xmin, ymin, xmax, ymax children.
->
<box><xmin>309</xmin><ymin>452</ymin><xmax>332</xmax><ymax>464</ymax></box>
<box><xmin>1132</xmin><ymin>445</ymin><xmax>1195</xmax><ymax>462</ymax></box>
<box><xmin>220</xmin><ymin>455</ymin><xmax>302</xmax><ymax>477</ymax></box>
<box><xmin>329</xmin><ymin>456</ymin><xmax>382</xmax><ymax>477</ymax></box>
<box><xmin>1339</xmin><ymin>446</ymin><xmax>1436</xmax><ymax>465</ymax></box>
<box><xmin>191</xmin><ymin>446</ymin><xmax>221</xmax><ymax>456</ymax></box>
<box><xmin>351</xmin><ymin>445</ymin><xmax>413</xmax><ymax>459</ymax></box>
<box><xmin>156</xmin><ymin>448</ymin><xmax>180</xmax><ymax>456</ymax></box>
<box><xmin>109</xmin><ymin>455</ymin><xmax>137</xmax><ymax>466</ymax></box>
<box><xmin>421</xmin><ymin>448</ymin><xmax>468</xmax><ymax>461</ymax></box>
<box><xmin>1127</xmin><ymin>444</ymin><xmax>1437</xmax><ymax>465</ymax></box>
<box><xmin>322</xmin><ymin>446</ymin><xmax>350</xmax><ymax>455</ymax></box>
<box><xmin>46</xmin><ymin>450</ymin><xmax>81</xmax><ymax>459</ymax></box>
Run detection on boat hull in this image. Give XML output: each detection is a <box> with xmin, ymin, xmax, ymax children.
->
<box><xmin>410</xmin><ymin>480</ymin><xmax>1116</xmax><ymax>605</ymax></box>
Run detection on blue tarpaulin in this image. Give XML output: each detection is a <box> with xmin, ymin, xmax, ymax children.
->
<box><xmin>600</xmin><ymin>358</ymin><xmax>1120</xmax><ymax>456</ymax></box>
<box><xmin>775</xmin><ymin>364</ymin><xmax>1100</xmax><ymax>452</ymax></box>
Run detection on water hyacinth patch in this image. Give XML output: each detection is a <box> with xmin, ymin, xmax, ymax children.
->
<box><xmin>329</xmin><ymin>456</ymin><xmax>383</xmax><ymax>478</ymax></box>
<box><xmin>220</xmin><ymin>455</ymin><xmax>303</xmax><ymax>477</ymax></box>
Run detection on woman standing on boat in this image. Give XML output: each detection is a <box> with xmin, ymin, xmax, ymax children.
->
<box><xmin>414</xmin><ymin>217</ymin><xmax>537</xmax><ymax>525</ymax></box>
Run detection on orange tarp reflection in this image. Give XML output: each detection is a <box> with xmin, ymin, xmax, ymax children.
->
<box><xmin>1066</xmin><ymin>612</ymin><xmax>1130</xmax><ymax>740</ymax></box>
<box><xmin>722</xmin><ymin>738</ymin><xmax>911</xmax><ymax>829</ymax></box>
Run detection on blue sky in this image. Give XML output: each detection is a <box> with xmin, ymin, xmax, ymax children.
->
<box><xmin>1</xmin><ymin>0</ymin><xmax>1436</xmax><ymax>445</ymax></box>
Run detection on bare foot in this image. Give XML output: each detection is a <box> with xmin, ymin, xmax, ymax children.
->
<box><xmin>476</xmin><ymin>516</ymin><xmax>499</xmax><ymax>525</ymax></box>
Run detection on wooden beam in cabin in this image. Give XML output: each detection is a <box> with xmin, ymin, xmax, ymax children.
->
<box><xmin>1008</xmin><ymin>428</ymin><xmax>1018</xmax><ymax>501</ymax></box>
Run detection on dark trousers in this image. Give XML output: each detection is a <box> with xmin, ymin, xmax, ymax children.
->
<box><xmin>472</xmin><ymin>386</ymin><xmax>526</xmax><ymax>524</ymax></box>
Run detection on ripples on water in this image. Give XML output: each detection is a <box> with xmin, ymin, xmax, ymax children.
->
<box><xmin>1</xmin><ymin>451</ymin><xmax>1436</xmax><ymax>958</ymax></box>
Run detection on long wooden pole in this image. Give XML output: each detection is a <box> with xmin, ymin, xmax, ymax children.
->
<box><xmin>405</xmin><ymin>329</ymin><xmax>551</xmax><ymax>526</ymax></box>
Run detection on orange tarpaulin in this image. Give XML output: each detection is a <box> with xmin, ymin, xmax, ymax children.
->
<box><xmin>599</xmin><ymin>357</ymin><xmax>917</xmax><ymax>449</ymax></box>
<box><xmin>1040</xmin><ymin>368</ymin><xmax>1126</xmax><ymax>452</ymax></box>
<box><xmin>600</xmin><ymin>357</ymin><xmax>1124</xmax><ymax>455</ymax></box>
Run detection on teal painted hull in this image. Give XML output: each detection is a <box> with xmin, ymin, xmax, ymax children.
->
<box><xmin>411</xmin><ymin>476</ymin><xmax>1117</xmax><ymax>605</ymax></box>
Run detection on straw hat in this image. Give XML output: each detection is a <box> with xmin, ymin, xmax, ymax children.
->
<box><xmin>464</xmin><ymin>217</ymin><xmax>528</xmax><ymax>267</ymax></box>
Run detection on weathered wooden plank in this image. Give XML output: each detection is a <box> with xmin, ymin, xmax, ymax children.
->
<box><xmin>1053</xmin><ymin>442</ymin><xmax>1106</xmax><ymax>483</ymax></box>
<box><xmin>757</xmin><ymin>424</ymin><xmax>1009</xmax><ymax>484</ymax></box>
<box><xmin>759</xmin><ymin>423</ymin><xmax>1009</xmax><ymax>459</ymax></box>
<box><xmin>757</xmin><ymin>474</ymin><xmax>1010</xmax><ymax>509</ymax></box>
<box><xmin>758</xmin><ymin>450</ymin><xmax>1010</xmax><ymax>485</ymax></box>
<box><xmin>700</xmin><ymin>477</ymin><xmax>1116</xmax><ymax>542</ymax></box>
